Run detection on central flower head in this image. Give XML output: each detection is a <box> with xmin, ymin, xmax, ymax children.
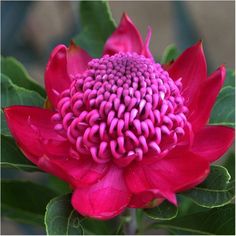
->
<box><xmin>52</xmin><ymin>52</ymin><xmax>188</xmax><ymax>164</ymax></box>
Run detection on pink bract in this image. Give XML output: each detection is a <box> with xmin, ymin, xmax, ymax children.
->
<box><xmin>4</xmin><ymin>13</ymin><xmax>234</xmax><ymax>220</ymax></box>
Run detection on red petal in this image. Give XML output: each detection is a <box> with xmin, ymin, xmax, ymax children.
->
<box><xmin>44</xmin><ymin>158</ymin><xmax>109</xmax><ymax>188</ymax></box>
<box><xmin>4</xmin><ymin>106</ymin><xmax>68</xmax><ymax>159</ymax></box>
<box><xmin>67</xmin><ymin>41</ymin><xmax>92</xmax><ymax>79</ymax></box>
<box><xmin>191</xmin><ymin>125</ymin><xmax>235</xmax><ymax>162</ymax></box>
<box><xmin>72</xmin><ymin>165</ymin><xmax>131</xmax><ymax>220</ymax></box>
<box><xmin>141</xmin><ymin>27</ymin><xmax>154</xmax><ymax>59</ymax></box>
<box><xmin>189</xmin><ymin>65</ymin><xmax>226</xmax><ymax>131</ymax></box>
<box><xmin>103</xmin><ymin>13</ymin><xmax>143</xmax><ymax>55</ymax></box>
<box><xmin>4</xmin><ymin>106</ymin><xmax>69</xmax><ymax>174</ymax></box>
<box><xmin>45</xmin><ymin>45</ymin><xmax>71</xmax><ymax>108</ymax></box>
<box><xmin>125</xmin><ymin>147</ymin><xmax>210</xmax><ymax>204</ymax></box>
<box><xmin>167</xmin><ymin>41</ymin><xmax>207</xmax><ymax>111</ymax></box>
<box><xmin>128</xmin><ymin>192</ymin><xmax>164</xmax><ymax>208</ymax></box>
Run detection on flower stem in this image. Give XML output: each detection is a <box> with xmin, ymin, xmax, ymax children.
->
<box><xmin>124</xmin><ymin>208</ymin><xmax>137</xmax><ymax>235</ymax></box>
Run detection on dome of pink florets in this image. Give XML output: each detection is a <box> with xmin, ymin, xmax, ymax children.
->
<box><xmin>52</xmin><ymin>52</ymin><xmax>189</xmax><ymax>164</ymax></box>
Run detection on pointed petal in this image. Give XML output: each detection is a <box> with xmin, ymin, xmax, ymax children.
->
<box><xmin>103</xmin><ymin>13</ymin><xmax>143</xmax><ymax>55</ymax></box>
<box><xmin>167</xmin><ymin>41</ymin><xmax>207</xmax><ymax>110</ymax></box>
<box><xmin>45</xmin><ymin>44</ymin><xmax>71</xmax><ymax>108</ymax></box>
<box><xmin>72</xmin><ymin>165</ymin><xmax>131</xmax><ymax>220</ymax></box>
<box><xmin>189</xmin><ymin>66</ymin><xmax>226</xmax><ymax>131</ymax></box>
<box><xmin>191</xmin><ymin>125</ymin><xmax>234</xmax><ymax>162</ymax></box>
<box><xmin>4</xmin><ymin>106</ymin><xmax>68</xmax><ymax>160</ymax></box>
<box><xmin>67</xmin><ymin>41</ymin><xmax>92</xmax><ymax>79</ymax></box>
<box><xmin>125</xmin><ymin>147</ymin><xmax>210</xmax><ymax>204</ymax></box>
<box><xmin>141</xmin><ymin>26</ymin><xmax>154</xmax><ymax>59</ymax></box>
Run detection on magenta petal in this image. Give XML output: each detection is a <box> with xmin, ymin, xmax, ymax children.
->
<box><xmin>45</xmin><ymin>158</ymin><xmax>109</xmax><ymax>188</ymax></box>
<box><xmin>103</xmin><ymin>13</ymin><xmax>143</xmax><ymax>55</ymax></box>
<box><xmin>67</xmin><ymin>42</ymin><xmax>92</xmax><ymax>79</ymax></box>
<box><xmin>128</xmin><ymin>191</ymin><xmax>165</xmax><ymax>208</ymax></box>
<box><xmin>191</xmin><ymin>125</ymin><xmax>235</xmax><ymax>162</ymax></box>
<box><xmin>167</xmin><ymin>41</ymin><xmax>207</xmax><ymax>110</ymax></box>
<box><xmin>45</xmin><ymin>44</ymin><xmax>71</xmax><ymax>108</ymax></box>
<box><xmin>72</xmin><ymin>165</ymin><xmax>131</xmax><ymax>220</ymax></box>
<box><xmin>189</xmin><ymin>65</ymin><xmax>226</xmax><ymax>131</ymax></box>
<box><xmin>4</xmin><ymin>106</ymin><xmax>69</xmax><ymax>159</ymax></box>
<box><xmin>125</xmin><ymin>148</ymin><xmax>210</xmax><ymax>203</ymax></box>
<box><xmin>141</xmin><ymin>26</ymin><xmax>154</xmax><ymax>60</ymax></box>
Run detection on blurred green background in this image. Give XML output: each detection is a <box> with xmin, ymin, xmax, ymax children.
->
<box><xmin>1</xmin><ymin>1</ymin><xmax>235</xmax><ymax>235</ymax></box>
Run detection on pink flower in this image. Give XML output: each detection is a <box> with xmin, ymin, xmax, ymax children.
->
<box><xmin>4</xmin><ymin>14</ymin><xmax>234</xmax><ymax>220</ymax></box>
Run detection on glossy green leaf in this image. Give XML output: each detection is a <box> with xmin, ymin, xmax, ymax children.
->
<box><xmin>182</xmin><ymin>165</ymin><xmax>235</xmax><ymax>208</ymax></box>
<box><xmin>45</xmin><ymin>194</ymin><xmax>83</xmax><ymax>235</ymax></box>
<box><xmin>2</xmin><ymin>180</ymin><xmax>57</xmax><ymax>225</ymax></box>
<box><xmin>45</xmin><ymin>194</ymin><xmax>120</xmax><ymax>235</ymax></box>
<box><xmin>1</xmin><ymin>56</ymin><xmax>46</xmax><ymax>97</ymax></box>
<box><xmin>210</xmin><ymin>86</ymin><xmax>235</xmax><ymax>127</ymax></box>
<box><xmin>150</xmin><ymin>204</ymin><xmax>235</xmax><ymax>235</ymax></box>
<box><xmin>161</xmin><ymin>44</ymin><xmax>179</xmax><ymax>64</ymax></box>
<box><xmin>74</xmin><ymin>0</ymin><xmax>116</xmax><ymax>57</ymax></box>
<box><xmin>144</xmin><ymin>200</ymin><xmax>178</xmax><ymax>220</ymax></box>
<box><xmin>1</xmin><ymin>73</ymin><xmax>44</xmax><ymax>136</ymax></box>
<box><xmin>1</xmin><ymin>134</ymin><xmax>38</xmax><ymax>171</ymax></box>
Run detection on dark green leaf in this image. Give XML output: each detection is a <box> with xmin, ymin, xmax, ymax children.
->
<box><xmin>1</xmin><ymin>180</ymin><xmax>57</xmax><ymax>225</ymax></box>
<box><xmin>74</xmin><ymin>0</ymin><xmax>116</xmax><ymax>57</ymax></box>
<box><xmin>45</xmin><ymin>194</ymin><xmax>120</xmax><ymax>235</ymax></box>
<box><xmin>150</xmin><ymin>204</ymin><xmax>235</xmax><ymax>235</ymax></box>
<box><xmin>45</xmin><ymin>194</ymin><xmax>83</xmax><ymax>235</ymax></box>
<box><xmin>223</xmin><ymin>151</ymin><xmax>235</xmax><ymax>180</ymax></box>
<box><xmin>1</xmin><ymin>134</ymin><xmax>38</xmax><ymax>171</ymax></box>
<box><xmin>1</xmin><ymin>110</ymin><xmax>11</xmax><ymax>136</ymax></box>
<box><xmin>47</xmin><ymin>176</ymin><xmax>71</xmax><ymax>194</ymax></box>
<box><xmin>210</xmin><ymin>86</ymin><xmax>235</xmax><ymax>127</ymax></box>
<box><xmin>1</xmin><ymin>73</ymin><xmax>44</xmax><ymax>136</ymax></box>
<box><xmin>182</xmin><ymin>165</ymin><xmax>235</xmax><ymax>208</ymax></box>
<box><xmin>82</xmin><ymin>217</ymin><xmax>119</xmax><ymax>235</ymax></box>
<box><xmin>1</xmin><ymin>56</ymin><xmax>46</xmax><ymax>97</ymax></box>
<box><xmin>144</xmin><ymin>200</ymin><xmax>178</xmax><ymax>220</ymax></box>
<box><xmin>161</xmin><ymin>44</ymin><xmax>179</xmax><ymax>64</ymax></box>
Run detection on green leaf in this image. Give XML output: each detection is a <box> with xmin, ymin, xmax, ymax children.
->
<box><xmin>1</xmin><ymin>110</ymin><xmax>11</xmax><ymax>136</ymax></box>
<box><xmin>182</xmin><ymin>165</ymin><xmax>235</xmax><ymax>208</ymax></box>
<box><xmin>210</xmin><ymin>86</ymin><xmax>235</xmax><ymax>127</ymax></box>
<box><xmin>1</xmin><ymin>73</ymin><xmax>44</xmax><ymax>136</ymax></box>
<box><xmin>45</xmin><ymin>194</ymin><xmax>120</xmax><ymax>235</ymax></box>
<box><xmin>1</xmin><ymin>134</ymin><xmax>38</xmax><ymax>171</ymax></box>
<box><xmin>1</xmin><ymin>180</ymin><xmax>57</xmax><ymax>226</ymax></box>
<box><xmin>45</xmin><ymin>194</ymin><xmax>83</xmax><ymax>235</ymax></box>
<box><xmin>161</xmin><ymin>44</ymin><xmax>179</xmax><ymax>64</ymax></box>
<box><xmin>81</xmin><ymin>217</ymin><xmax>119</xmax><ymax>235</ymax></box>
<box><xmin>224</xmin><ymin>69</ymin><xmax>235</xmax><ymax>87</ymax></box>
<box><xmin>144</xmin><ymin>200</ymin><xmax>178</xmax><ymax>220</ymax></box>
<box><xmin>47</xmin><ymin>176</ymin><xmax>71</xmax><ymax>194</ymax></box>
<box><xmin>74</xmin><ymin>0</ymin><xmax>116</xmax><ymax>57</ymax></box>
<box><xmin>1</xmin><ymin>56</ymin><xmax>46</xmax><ymax>97</ymax></box>
<box><xmin>223</xmin><ymin>151</ymin><xmax>235</xmax><ymax>180</ymax></box>
<box><xmin>150</xmin><ymin>204</ymin><xmax>235</xmax><ymax>235</ymax></box>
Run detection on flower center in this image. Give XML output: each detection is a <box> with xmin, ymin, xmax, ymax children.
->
<box><xmin>52</xmin><ymin>52</ymin><xmax>189</xmax><ymax>164</ymax></box>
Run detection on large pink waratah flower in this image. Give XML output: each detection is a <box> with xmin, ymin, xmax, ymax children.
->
<box><xmin>4</xmin><ymin>14</ymin><xmax>234</xmax><ymax>220</ymax></box>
